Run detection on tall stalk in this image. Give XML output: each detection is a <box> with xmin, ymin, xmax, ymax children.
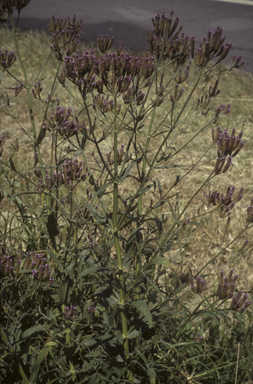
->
<box><xmin>112</xmin><ymin>102</ymin><xmax>133</xmax><ymax>379</ymax></box>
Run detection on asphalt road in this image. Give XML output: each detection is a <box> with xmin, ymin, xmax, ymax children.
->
<box><xmin>11</xmin><ymin>0</ymin><xmax>253</xmax><ymax>73</ymax></box>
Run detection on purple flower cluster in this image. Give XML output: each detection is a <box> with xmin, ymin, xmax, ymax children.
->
<box><xmin>217</xmin><ymin>270</ymin><xmax>251</xmax><ymax>313</ymax></box>
<box><xmin>189</xmin><ymin>276</ymin><xmax>207</xmax><ymax>294</ymax></box>
<box><xmin>63</xmin><ymin>305</ymin><xmax>77</xmax><ymax>320</ymax></box>
<box><xmin>204</xmin><ymin>185</ymin><xmax>244</xmax><ymax>218</ymax></box>
<box><xmin>57</xmin><ymin>49</ymin><xmax>154</xmax><ymax>98</ymax></box>
<box><xmin>0</xmin><ymin>49</ymin><xmax>16</xmax><ymax>69</ymax></box>
<box><xmin>15</xmin><ymin>82</ymin><xmax>25</xmax><ymax>97</ymax></box>
<box><xmin>0</xmin><ymin>254</ymin><xmax>13</xmax><ymax>276</ymax></box>
<box><xmin>148</xmin><ymin>12</ymin><xmax>244</xmax><ymax>70</ymax></box>
<box><xmin>35</xmin><ymin>158</ymin><xmax>87</xmax><ymax>192</ymax></box>
<box><xmin>212</xmin><ymin>126</ymin><xmax>244</xmax><ymax>157</ymax></box>
<box><xmin>195</xmin><ymin>332</ymin><xmax>203</xmax><ymax>341</ymax></box>
<box><xmin>48</xmin><ymin>15</ymin><xmax>82</xmax><ymax>60</ymax></box>
<box><xmin>43</xmin><ymin>105</ymin><xmax>84</xmax><ymax>138</ymax></box>
<box><xmin>148</xmin><ymin>12</ymin><xmax>191</xmax><ymax>65</ymax></box>
<box><xmin>230</xmin><ymin>291</ymin><xmax>251</xmax><ymax>313</ymax></box>
<box><xmin>0</xmin><ymin>251</ymin><xmax>54</xmax><ymax>286</ymax></box>
<box><xmin>87</xmin><ymin>306</ymin><xmax>96</xmax><ymax>314</ymax></box>
<box><xmin>217</xmin><ymin>269</ymin><xmax>238</xmax><ymax>299</ymax></box>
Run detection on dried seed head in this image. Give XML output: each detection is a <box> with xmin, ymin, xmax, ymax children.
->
<box><xmin>170</xmin><ymin>83</ymin><xmax>185</xmax><ymax>104</ymax></box>
<box><xmin>48</xmin><ymin>15</ymin><xmax>82</xmax><ymax>34</ymax></box>
<box><xmin>194</xmin><ymin>27</ymin><xmax>232</xmax><ymax>68</ymax></box>
<box><xmin>204</xmin><ymin>185</ymin><xmax>243</xmax><ymax>217</ymax></box>
<box><xmin>0</xmin><ymin>49</ymin><xmax>16</xmax><ymax>69</ymax></box>
<box><xmin>48</xmin><ymin>18</ymin><xmax>82</xmax><ymax>61</ymax></box>
<box><xmin>246</xmin><ymin>198</ymin><xmax>253</xmax><ymax>223</ymax></box>
<box><xmin>15</xmin><ymin>82</ymin><xmax>24</xmax><ymax>97</ymax></box>
<box><xmin>148</xmin><ymin>29</ymin><xmax>192</xmax><ymax>66</ymax></box>
<box><xmin>175</xmin><ymin>66</ymin><xmax>190</xmax><ymax>84</ymax></box>
<box><xmin>50</xmin><ymin>29</ymin><xmax>80</xmax><ymax>61</ymax></box>
<box><xmin>31</xmin><ymin>81</ymin><xmax>43</xmax><ymax>99</ymax></box>
<box><xmin>151</xmin><ymin>11</ymin><xmax>183</xmax><ymax>40</ymax></box>
<box><xmin>217</xmin><ymin>269</ymin><xmax>238</xmax><ymax>300</ymax></box>
<box><xmin>214</xmin><ymin>150</ymin><xmax>232</xmax><ymax>175</ymax></box>
<box><xmin>97</xmin><ymin>34</ymin><xmax>114</xmax><ymax>53</ymax></box>
<box><xmin>230</xmin><ymin>54</ymin><xmax>245</xmax><ymax>70</ymax></box>
<box><xmin>0</xmin><ymin>0</ymin><xmax>31</xmax><ymax>23</ymax></box>
<box><xmin>93</xmin><ymin>94</ymin><xmax>114</xmax><ymax>113</ymax></box>
<box><xmin>0</xmin><ymin>135</ymin><xmax>5</xmax><ymax>158</ymax></box>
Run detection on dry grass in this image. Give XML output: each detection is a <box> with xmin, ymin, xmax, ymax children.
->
<box><xmin>1</xmin><ymin>26</ymin><xmax>253</xmax><ymax>298</ymax></box>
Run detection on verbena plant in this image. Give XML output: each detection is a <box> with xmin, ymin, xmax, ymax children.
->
<box><xmin>1</xmin><ymin>1</ymin><xmax>253</xmax><ymax>383</ymax></box>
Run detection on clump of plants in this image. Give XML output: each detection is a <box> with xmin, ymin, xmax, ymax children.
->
<box><xmin>1</xmin><ymin>2</ymin><xmax>253</xmax><ymax>383</ymax></box>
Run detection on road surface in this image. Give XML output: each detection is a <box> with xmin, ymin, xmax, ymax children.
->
<box><xmin>11</xmin><ymin>0</ymin><xmax>253</xmax><ymax>73</ymax></box>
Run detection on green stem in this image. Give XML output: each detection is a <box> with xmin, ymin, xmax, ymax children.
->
<box><xmin>135</xmin><ymin>107</ymin><xmax>157</xmax><ymax>299</ymax></box>
<box><xmin>112</xmin><ymin>102</ymin><xmax>132</xmax><ymax>380</ymax></box>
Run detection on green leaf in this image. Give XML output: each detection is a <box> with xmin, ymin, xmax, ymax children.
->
<box><xmin>48</xmin><ymin>249</ymin><xmax>63</xmax><ymax>272</ymax></box>
<box><xmin>103</xmin><ymin>312</ymin><xmax>110</xmax><ymax>326</ymax></box>
<box><xmin>0</xmin><ymin>327</ymin><xmax>8</xmax><ymax>346</ymax></box>
<box><xmin>57</xmin><ymin>281</ymin><xmax>71</xmax><ymax>304</ymax></box>
<box><xmin>19</xmin><ymin>364</ymin><xmax>30</xmax><ymax>384</ymax></box>
<box><xmin>10</xmin><ymin>157</ymin><xmax>16</xmax><ymax>171</ymax></box>
<box><xmin>78</xmin><ymin>266</ymin><xmax>98</xmax><ymax>279</ymax></box>
<box><xmin>147</xmin><ymin>366</ymin><xmax>156</xmax><ymax>383</ymax></box>
<box><xmin>132</xmin><ymin>301</ymin><xmax>153</xmax><ymax>327</ymax></box>
<box><xmin>157</xmin><ymin>177</ymin><xmax>162</xmax><ymax>198</ymax></box>
<box><xmin>23</xmin><ymin>325</ymin><xmax>44</xmax><ymax>339</ymax></box>
<box><xmin>119</xmin><ymin>161</ymin><xmax>136</xmax><ymax>181</ymax></box>
<box><xmin>136</xmin><ymin>184</ymin><xmax>153</xmax><ymax>197</ymax></box>
<box><xmin>116</xmin><ymin>330</ymin><xmax>123</xmax><ymax>344</ymax></box>
<box><xmin>82</xmin><ymin>337</ymin><xmax>96</xmax><ymax>347</ymax></box>
<box><xmin>93</xmin><ymin>182</ymin><xmax>112</xmax><ymax>198</ymax></box>
<box><xmin>167</xmin><ymin>199</ymin><xmax>178</xmax><ymax>223</ymax></box>
<box><xmin>36</xmin><ymin>343</ymin><xmax>55</xmax><ymax>366</ymax></box>
<box><xmin>127</xmin><ymin>227</ymin><xmax>144</xmax><ymax>245</ymax></box>
<box><xmin>127</xmin><ymin>329</ymin><xmax>139</xmax><ymax>339</ymax></box>
<box><xmin>83</xmin><ymin>202</ymin><xmax>102</xmax><ymax>218</ymax></box>
<box><xmin>152</xmin><ymin>200</ymin><xmax>166</xmax><ymax>209</ymax></box>
<box><xmin>152</xmin><ymin>256</ymin><xmax>172</xmax><ymax>267</ymax></box>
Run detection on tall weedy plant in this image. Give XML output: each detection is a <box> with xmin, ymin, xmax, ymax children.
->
<box><xmin>1</xmin><ymin>2</ymin><xmax>253</xmax><ymax>383</ymax></box>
